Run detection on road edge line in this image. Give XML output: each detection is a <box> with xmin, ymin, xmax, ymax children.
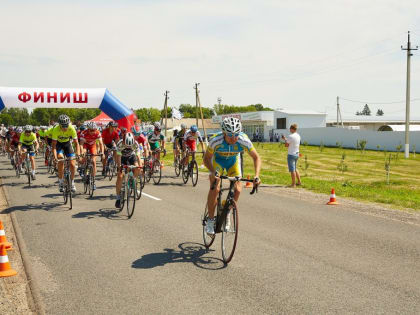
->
<box><xmin>0</xmin><ymin>177</ymin><xmax>46</xmax><ymax>315</ymax></box>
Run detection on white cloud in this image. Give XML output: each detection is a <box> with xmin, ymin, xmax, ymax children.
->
<box><xmin>1</xmin><ymin>0</ymin><xmax>420</xmax><ymax>117</ymax></box>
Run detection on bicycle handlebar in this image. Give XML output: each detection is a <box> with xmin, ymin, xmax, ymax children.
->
<box><xmin>211</xmin><ymin>175</ymin><xmax>259</xmax><ymax>195</ymax></box>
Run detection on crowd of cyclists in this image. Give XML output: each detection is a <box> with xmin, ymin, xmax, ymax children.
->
<box><xmin>0</xmin><ymin>115</ymin><xmax>261</xmax><ymax>235</ymax></box>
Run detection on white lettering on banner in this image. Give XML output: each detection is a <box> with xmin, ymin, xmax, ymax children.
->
<box><xmin>0</xmin><ymin>230</ymin><xmax>5</xmax><ymax>236</ymax></box>
<box><xmin>0</xmin><ymin>87</ymin><xmax>106</xmax><ymax>109</ymax></box>
<box><xmin>0</xmin><ymin>256</ymin><xmax>9</xmax><ymax>263</ymax></box>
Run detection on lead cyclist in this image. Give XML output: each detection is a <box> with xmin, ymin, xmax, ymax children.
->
<box><xmin>203</xmin><ymin>117</ymin><xmax>261</xmax><ymax>235</ymax></box>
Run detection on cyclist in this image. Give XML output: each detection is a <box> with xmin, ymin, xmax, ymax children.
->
<box><xmin>183</xmin><ymin>125</ymin><xmax>205</xmax><ymax>167</ymax></box>
<box><xmin>101</xmin><ymin>122</ymin><xmax>120</xmax><ymax>175</ymax></box>
<box><xmin>0</xmin><ymin>124</ymin><xmax>7</xmax><ymax>153</ymax></box>
<box><xmin>52</xmin><ymin>115</ymin><xmax>80</xmax><ymax>193</ymax></box>
<box><xmin>178</xmin><ymin>123</ymin><xmax>187</xmax><ymax>157</ymax></box>
<box><xmin>6</xmin><ymin>126</ymin><xmax>16</xmax><ymax>165</ymax></box>
<box><xmin>44</xmin><ymin>124</ymin><xmax>55</xmax><ymax>166</ymax></box>
<box><xmin>147</xmin><ymin>122</ymin><xmax>165</xmax><ymax>160</ymax></box>
<box><xmin>18</xmin><ymin>125</ymin><xmax>39</xmax><ymax>179</ymax></box>
<box><xmin>9</xmin><ymin>127</ymin><xmax>21</xmax><ymax>166</ymax></box>
<box><xmin>172</xmin><ymin>129</ymin><xmax>179</xmax><ymax>166</ymax></box>
<box><xmin>79</xmin><ymin>122</ymin><xmax>104</xmax><ymax>189</ymax></box>
<box><xmin>114</xmin><ymin>132</ymin><xmax>142</xmax><ymax>208</ymax></box>
<box><xmin>203</xmin><ymin>117</ymin><xmax>261</xmax><ymax>235</ymax></box>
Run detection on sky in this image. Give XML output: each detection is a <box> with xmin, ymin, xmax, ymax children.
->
<box><xmin>2</xmin><ymin>0</ymin><xmax>420</xmax><ymax>118</ymax></box>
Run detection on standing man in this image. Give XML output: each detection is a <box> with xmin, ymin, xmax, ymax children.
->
<box><xmin>282</xmin><ymin>124</ymin><xmax>301</xmax><ymax>187</ymax></box>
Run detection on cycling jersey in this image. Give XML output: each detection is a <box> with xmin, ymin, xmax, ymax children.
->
<box><xmin>102</xmin><ymin>128</ymin><xmax>119</xmax><ymax>145</ymax></box>
<box><xmin>38</xmin><ymin>129</ymin><xmax>46</xmax><ymax>138</ymax></box>
<box><xmin>45</xmin><ymin>127</ymin><xmax>54</xmax><ymax>139</ymax></box>
<box><xmin>19</xmin><ymin>132</ymin><xmax>37</xmax><ymax>146</ymax></box>
<box><xmin>184</xmin><ymin>130</ymin><xmax>203</xmax><ymax>142</ymax></box>
<box><xmin>131</xmin><ymin>125</ymin><xmax>142</xmax><ymax>137</ymax></box>
<box><xmin>51</xmin><ymin>125</ymin><xmax>77</xmax><ymax>143</ymax></box>
<box><xmin>207</xmin><ymin>132</ymin><xmax>254</xmax><ymax>177</ymax></box>
<box><xmin>0</xmin><ymin>127</ymin><xmax>7</xmax><ymax>137</ymax></box>
<box><xmin>148</xmin><ymin>132</ymin><xmax>164</xmax><ymax>150</ymax></box>
<box><xmin>135</xmin><ymin>134</ymin><xmax>148</xmax><ymax>147</ymax></box>
<box><xmin>80</xmin><ymin>130</ymin><xmax>101</xmax><ymax>146</ymax></box>
<box><xmin>116</xmin><ymin>139</ymin><xmax>141</xmax><ymax>157</ymax></box>
<box><xmin>11</xmin><ymin>133</ymin><xmax>20</xmax><ymax>145</ymax></box>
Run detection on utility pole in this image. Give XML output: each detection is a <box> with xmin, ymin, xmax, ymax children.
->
<box><xmin>401</xmin><ymin>31</ymin><xmax>418</xmax><ymax>158</ymax></box>
<box><xmin>336</xmin><ymin>96</ymin><xmax>343</xmax><ymax>127</ymax></box>
<box><xmin>194</xmin><ymin>83</ymin><xmax>200</xmax><ymax>126</ymax></box>
<box><xmin>197</xmin><ymin>86</ymin><xmax>208</xmax><ymax>145</ymax></box>
<box><xmin>163</xmin><ymin>90</ymin><xmax>169</xmax><ymax>137</ymax></box>
<box><xmin>217</xmin><ymin>97</ymin><xmax>222</xmax><ymax>106</ymax></box>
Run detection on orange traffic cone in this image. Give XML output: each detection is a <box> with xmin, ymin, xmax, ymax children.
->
<box><xmin>245</xmin><ymin>175</ymin><xmax>253</xmax><ymax>188</ymax></box>
<box><xmin>0</xmin><ymin>221</ymin><xmax>13</xmax><ymax>250</ymax></box>
<box><xmin>327</xmin><ymin>188</ymin><xmax>339</xmax><ymax>205</ymax></box>
<box><xmin>0</xmin><ymin>244</ymin><xmax>17</xmax><ymax>277</ymax></box>
<box><xmin>161</xmin><ymin>161</ymin><xmax>164</xmax><ymax>169</ymax></box>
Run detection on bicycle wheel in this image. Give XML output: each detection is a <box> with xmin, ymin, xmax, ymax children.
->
<box><xmin>174</xmin><ymin>156</ymin><xmax>181</xmax><ymax>177</ymax></box>
<box><xmin>152</xmin><ymin>160</ymin><xmax>162</xmax><ymax>185</ymax></box>
<box><xmin>26</xmin><ymin>159</ymin><xmax>31</xmax><ymax>186</ymax></box>
<box><xmin>117</xmin><ymin>180</ymin><xmax>125</xmax><ymax>213</ymax></box>
<box><xmin>108</xmin><ymin>160</ymin><xmax>114</xmax><ymax>181</ymax></box>
<box><xmin>135</xmin><ymin>174</ymin><xmax>142</xmax><ymax>200</ymax></box>
<box><xmin>140</xmin><ymin>168</ymin><xmax>146</xmax><ymax>190</ymax></box>
<box><xmin>83</xmin><ymin>169</ymin><xmax>89</xmax><ymax>194</ymax></box>
<box><xmin>67</xmin><ymin>173</ymin><xmax>73</xmax><ymax>210</ymax></box>
<box><xmin>89</xmin><ymin>166</ymin><xmax>95</xmax><ymax>197</ymax></box>
<box><xmin>63</xmin><ymin>176</ymin><xmax>68</xmax><ymax>205</ymax></box>
<box><xmin>145</xmin><ymin>162</ymin><xmax>152</xmax><ymax>183</ymax></box>
<box><xmin>202</xmin><ymin>204</ymin><xmax>215</xmax><ymax>248</ymax></box>
<box><xmin>127</xmin><ymin>177</ymin><xmax>136</xmax><ymax>218</ymax></box>
<box><xmin>191</xmin><ymin>160</ymin><xmax>199</xmax><ymax>187</ymax></box>
<box><xmin>182</xmin><ymin>163</ymin><xmax>189</xmax><ymax>184</ymax></box>
<box><xmin>221</xmin><ymin>200</ymin><xmax>238</xmax><ymax>264</ymax></box>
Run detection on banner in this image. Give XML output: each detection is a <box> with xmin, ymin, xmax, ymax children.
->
<box><xmin>0</xmin><ymin>87</ymin><xmax>136</xmax><ymax>129</ymax></box>
<box><xmin>172</xmin><ymin>107</ymin><xmax>183</xmax><ymax>120</ymax></box>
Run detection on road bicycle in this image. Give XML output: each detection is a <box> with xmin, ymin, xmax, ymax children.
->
<box><xmin>117</xmin><ymin>165</ymin><xmax>140</xmax><ymax>218</ymax></box>
<box><xmin>173</xmin><ymin>148</ymin><xmax>184</xmax><ymax>177</ymax></box>
<box><xmin>57</xmin><ymin>157</ymin><xmax>76</xmax><ymax>210</ymax></box>
<box><xmin>22</xmin><ymin>150</ymin><xmax>36</xmax><ymax>186</ymax></box>
<box><xmin>81</xmin><ymin>153</ymin><xmax>102</xmax><ymax>197</ymax></box>
<box><xmin>47</xmin><ymin>146</ymin><xmax>57</xmax><ymax>175</ymax></box>
<box><xmin>145</xmin><ymin>148</ymin><xmax>164</xmax><ymax>185</ymax></box>
<box><xmin>202</xmin><ymin>175</ymin><xmax>258</xmax><ymax>264</ymax></box>
<box><xmin>13</xmin><ymin>149</ymin><xmax>22</xmax><ymax>178</ymax></box>
<box><xmin>104</xmin><ymin>148</ymin><xmax>117</xmax><ymax>181</ymax></box>
<box><xmin>181</xmin><ymin>149</ymin><xmax>202</xmax><ymax>187</ymax></box>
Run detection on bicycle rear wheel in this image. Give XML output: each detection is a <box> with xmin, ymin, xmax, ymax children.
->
<box><xmin>127</xmin><ymin>178</ymin><xmax>136</xmax><ymax>218</ymax></box>
<box><xmin>145</xmin><ymin>162</ymin><xmax>152</xmax><ymax>183</ymax></box>
<box><xmin>221</xmin><ymin>200</ymin><xmax>238</xmax><ymax>264</ymax></box>
<box><xmin>202</xmin><ymin>204</ymin><xmax>215</xmax><ymax>248</ymax></box>
<box><xmin>67</xmin><ymin>173</ymin><xmax>73</xmax><ymax>210</ymax></box>
<box><xmin>26</xmin><ymin>159</ymin><xmax>31</xmax><ymax>186</ymax></box>
<box><xmin>89</xmin><ymin>166</ymin><xmax>95</xmax><ymax>197</ymax></box>
<box><xmin>152</xmin><ymin>160</ymin><xmax>162</xmax><ymax>185</ymax></box>
<box><xmin>182</xmin><ymin>163</ymin><xmax>189</xmax><ymax>184</ymax></box>
<box><xmin>174</xmin><ymin>156</ymin><xmax>181</xmax><ymax>177</ymax></box>
<box><xmin>135</xmin><ymin>174</ymin><xmax>142</xmax><ymax>200</ymax></box>
<box><xmin>191</xmin><ymin>160</ymin><xmax>198</xmax><ymax>187</ymax></box>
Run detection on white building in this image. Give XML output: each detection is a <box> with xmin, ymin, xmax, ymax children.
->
<box><xmin>326</xmin><ymin>114</ymin><xmax>420</xmax><ymax>131</ymax></box>
<box><xmin>212</xmin><ymin>109</ymin><xmax>327</xmax><ymax>141</ymax></box>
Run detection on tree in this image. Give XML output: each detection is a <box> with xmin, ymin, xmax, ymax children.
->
<box><xmin>376</xmin><ymin>109</ymin><xmax>384</xmax><ymax>116</ymax></box>
<box><xmin>362</xmin><ymin>104</ymin><xmax>371</xmax><ymax>116</ymax></box>
<box><xmin>213</xmin><ymin>104</ymin><xmax>272</xmax><ymax>115</ymax></box>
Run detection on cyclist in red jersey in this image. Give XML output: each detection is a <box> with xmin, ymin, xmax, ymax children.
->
<box><xmin>79</xmin><ymin>122</ymin><xmax>104</xmax><ymax>187</ymax></box>
<box><xmin>101</xmin><ymin>122</ymin><xmax>120</xmax><ymax>174</ymax></box>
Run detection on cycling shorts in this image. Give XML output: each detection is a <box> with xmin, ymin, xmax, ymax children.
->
<box><xmin>121</xmin><ymin>154</ymin><xmax>137</xmax><ymax>166</ymax></box>
<box><xmin>185</xmin><ymin>139</ymin><xmax>197</xmax><ymax>152</ymax></box>
<box><xmin>46</xmin><ymin>138</ymin><xmax>53</xmax><ymax>146</ymax></box>
<box><xmin>21</xmin><ymin>144</ymin><xmax>36</xmax><ymax>156</ymax></box>
<box><xmin>83</xmin><ymin>143</ymin><xmax>97</xmax><ymax>155</ymax></box>
<box><xmin>211</xmin><ymin>155</ymin><xmax>241</xmax><ymax>177</ymax></box>
<box><xmin>11</xmin><ymin>141</ymin><xmax>19</xmax><ymax>148</ymax></box>
<box><xmin>56</xmin><ymin>141</ymin><xmax>75</xmax><ymax>158</ymax></box>
<box><xmin>105</xmin><ymin>143</ymin><xmax>117</xmax><ymax>151</ymax></box>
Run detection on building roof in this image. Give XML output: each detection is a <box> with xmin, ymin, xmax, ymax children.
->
<box><xmin>327</xmin><ymin>114</ymin><xmax>420</xmax><ymax>123</ymax></box>
<box><xmin>276</xmin><ymin>109</ymin><xmax>327</xmax><ymax>115</ymax></box>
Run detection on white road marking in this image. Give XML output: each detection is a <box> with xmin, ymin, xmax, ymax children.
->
<box><xmin>142</xmin><ymin>192</ymin><xmax>161</xmax><ymax>201</ymax></box>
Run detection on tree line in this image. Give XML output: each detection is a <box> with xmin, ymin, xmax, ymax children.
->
<box><xmin>0</xmin><ymin>103</ymin><xmax>273</xmax><ymax>125</ymax></box>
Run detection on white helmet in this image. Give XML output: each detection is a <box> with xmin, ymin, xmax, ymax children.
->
<box><xmin>180</xmin><ymin>123</ymin><xmax>186</xmax><ymax>129</ymax></box>
<box><xmin>87</xmin><ymin>122</ymin><xmax>97</xmax><ymax>130</ymax></box>
<box><xmin>124</xmin><ymin>132</ymin><xmax>135</xmax><ymax>146</ymax></box>
<box><xmin>221</xmin><ymin>117</ymin><xmax>241</xmax><ymax>134</ymax></box>
<box><xmin>154</xmin><ymin>122</ymin><xmax>161</xmax><ymax>130</ymax></box>
<box><xmin>24</xmin><ymin>125</ymin><xmax>32</xmax><ymax>132</ymax></box>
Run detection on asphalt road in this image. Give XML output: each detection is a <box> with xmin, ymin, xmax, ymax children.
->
<box><xmin>1</xmin><ymin>156</ymin><xmax>419</xmax><ymax>314</ymax></box>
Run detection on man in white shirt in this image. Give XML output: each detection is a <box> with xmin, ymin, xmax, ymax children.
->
<box><xmin>282</xmin><ymin>124</ymin><xmax>302</xmax><ymax>187</ymax></box>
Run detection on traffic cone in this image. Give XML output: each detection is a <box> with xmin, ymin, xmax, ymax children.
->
<box><xmin>0</xmin><ymin>221</ymin><xmax>13</xmax><ymax>250</ymax></box>
<box><xmin>327</xmin><ymin>188</ymin><xmax>339</xmax><ymax>205</ymax></box>
<box><xmin>161</xmin><ymin>161</ymin><xmax>164</xmax><ymax>169</ymax></box>
<box><xmin>245</xmin><ymin>175</ymin><xmax>253</xmax><ymax>188</ymax></box>
<box><xmin>0</xmin><ymin>244</ymin><xmax>17</xmax><ymax>277</ymax></box>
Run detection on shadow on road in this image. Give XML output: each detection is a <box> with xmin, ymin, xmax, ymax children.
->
<box><xmin>1</xmin><ymin>202</ymin><xmax>69</xmax><ymax>213</ymax></box>
<box><xmin>72</xmin><ymin>207</ymin><xmax>127</xmax><ymax>220</ymax></box>
<box><xmin>132</xmin><ymin>242</ymin><xmax>226</xmax><ymax>270</ymax></box>
<box><xmin>156</xmin><ymin>182</ymin><xmax>184</xmax><ymax>187</ymax></box>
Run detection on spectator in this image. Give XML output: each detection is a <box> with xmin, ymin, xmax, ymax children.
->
<box><xmin>275</xmin><ymin>133</ymin><xmax>280</xmax><ymax>142</ymax></box>
<box><xmin>282</xmin><ymin>124</ymin><xmax>301</xmax><ymax>187</ymax></box>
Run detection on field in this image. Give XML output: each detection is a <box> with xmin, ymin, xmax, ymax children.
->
<box><xmin>162</xmin><ymin>142</ymin><xmax>420</xmax><ymax>211</ymax></box>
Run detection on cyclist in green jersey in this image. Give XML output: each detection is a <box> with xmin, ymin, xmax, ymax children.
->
<box><xmin>18</xmin><ymin>125</ymin><xmax>39</xmax><ymax>180</ymax></box>
<box><xmin>52</xmin><ymin>115</ymin><xmax>80</xmax><ymax>193</ymax></box>
<box><xmin>147</xmin><ymin>122</ymin><xmax>165</xmax><ymax>160</ymax></box>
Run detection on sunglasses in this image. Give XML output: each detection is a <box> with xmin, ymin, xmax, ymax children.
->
<box><xmin>226</xmin><ymin>132</ymin><xmax>240</xmax><ymax>138</ymax></box>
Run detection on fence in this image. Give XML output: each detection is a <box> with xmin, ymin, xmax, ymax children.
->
<box><xmin>272</xmin><ymin>127</ymin><xmax>420</xmax><ymax>152</ymax></box>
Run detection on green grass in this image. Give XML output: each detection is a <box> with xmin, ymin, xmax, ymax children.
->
<box><xmin>162</xmin><ymin>143</ymin><xmax>420</xmax><ymax>211</ymax></box>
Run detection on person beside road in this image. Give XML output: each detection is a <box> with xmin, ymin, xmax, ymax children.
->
<box><xmin>52</xmin><ymin>115</ymin><xmax>80</xmax><ymax>193</ymax></box>
<box><xmin>203</xmin><ymin>117</ymin><xmax>261</xmax><ymax>235</ymax></box>
<box><xmin>281</xmin><ymin>124</ymin><xmax>302</xmax><ymax>188</ymax></box>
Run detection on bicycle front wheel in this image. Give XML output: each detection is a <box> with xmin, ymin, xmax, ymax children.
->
<box><xmin>67</xmin><ymin>174</ymin><xmax>73</xmax><ymax>210</ymax></box>
<box><xmin>191</xmin><ymin>160</ymin><xmax>198</xmax><ymax>187</ymax></box>
<box><xmin>152</xmin><ymin>160</ymin><xmax>162</xmax><ymax>185</ymax></box>
<box><xmin>126</xmin><ymin>178</ymin><xmax>135</xmax><ymax>218</ymax></box>
<box><xmin>221</xmin><ymin>200</ymin><xmax>238</xmax><ymax>264</ymax></box>
<box><xmin>135</xmin><ymin>175</ymin><xmax>142</xmax><ymax>200</ymax></box>
<box><xmin>174</xmin><ymin>157</ymin><xmax>181</xmax><ymax>177</ymax></box>
<box><xmin>182</xmin><ymin>164</ymin><xmax>189</xmax><ymax>184</ymax></box>
<box><xmin>202</xmin><ymin>204</ymin><xmax>215</xmax><ymax>249</ymax></box>
<box><xmin>89</xmin><ymin>166</ymin><xmax>95</xmax><ymax>197</ymax></box>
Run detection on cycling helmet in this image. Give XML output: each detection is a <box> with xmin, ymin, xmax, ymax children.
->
<box><xmin>221</xmin><ymin>117</ymin><xmax>242</xmax><ymax>134</ymax></box>
<box><xmin>87</xmin><ymin>122</ymin><xmax>97</xmax><ymax>130</ymax></box>
<box><xmin>8</xmin><ymin>126</ymin><xmax>13</xmax><ymax>131</ymax></box>
<box><xmin>154</xmin><ymin>122</ymin><xmax>161</xmax><ymax>130</ymax></box>
<box><xmin>79</xmin><ymin>124</ymin><xmax>86</xmax><ymax>131</ymax></box>
<box><xmin>40</xmin><ymin>126</ymin><xmax>47</xmax><ymax>130</ymax></box>
<box><xmin>16</xmin><ymin>128</ymin><xmax>23</xmax><ymax>133</ymax></box>
<box><xmin>24</xmin><ymin>125</ymin><xmax>32</xmax><ymax>132</ymax></box>
<box><xmin>112</xmin><ymin>122</ymin><xmax>119</xmax><ymax>128</ymax></box>
<box><xmin>120</xmin><ymin>127</ymin><xmax>127</xmax><ymax>133</ymax></box>
<box><xmin>58</xmin><ymin>114</ymin><xmax>70</xmax><ymax>127</ymax></box>
<box><xmin>124</xmin><ymin>132</ymin><xmax>135</xmax><ymax>146</ymax></box>
<box><xmin>190</xmin><ymin>125</ymin><xmax>198</xmax><ymax>132</ymax></box>
<box><xmin>180</xmin><ymin>123</ymin><xmax>186</xmax><ymax>129</ymax></box>
<box><xmin>142</xmin><ymin>131</ymin><xmax>148</xmax><ymax>136</ymax></box>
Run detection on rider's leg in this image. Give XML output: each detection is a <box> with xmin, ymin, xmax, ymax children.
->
<box><xmin>30</xmin><ymin>155</ymin><xmax>36</xmax><ymax>172</ymax></box>
<box><xmin>207</xmin><ymin>177</ymin><xmax>220</xmax><ymax>219</ymax></box>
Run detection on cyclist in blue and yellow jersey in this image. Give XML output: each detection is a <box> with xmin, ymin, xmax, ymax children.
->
<box><xmin>203</xmin><ymin>117</ymin><xmax>261</xmax><ymax>235</ymax></box>
<box><xmin>52</xmin><ymin>115</ymin><xmax>80</xmax><ymax>193</ymax></box>
<box><xmin>18</xmin><ymin>125</ymin><xmax>39</xmax><ymax>180</ymax></box>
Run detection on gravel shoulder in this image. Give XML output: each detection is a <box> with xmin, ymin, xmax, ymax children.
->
<box><xmin>0</xmin><ymin>181</ymin><xmax>37</xmax><ymax>315</ymax></box>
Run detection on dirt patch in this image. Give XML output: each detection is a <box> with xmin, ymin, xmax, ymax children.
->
<box><xmin>0</xmin><ymin>187</ymin><xmax>37</xmax><ymax>314</ymax></box>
